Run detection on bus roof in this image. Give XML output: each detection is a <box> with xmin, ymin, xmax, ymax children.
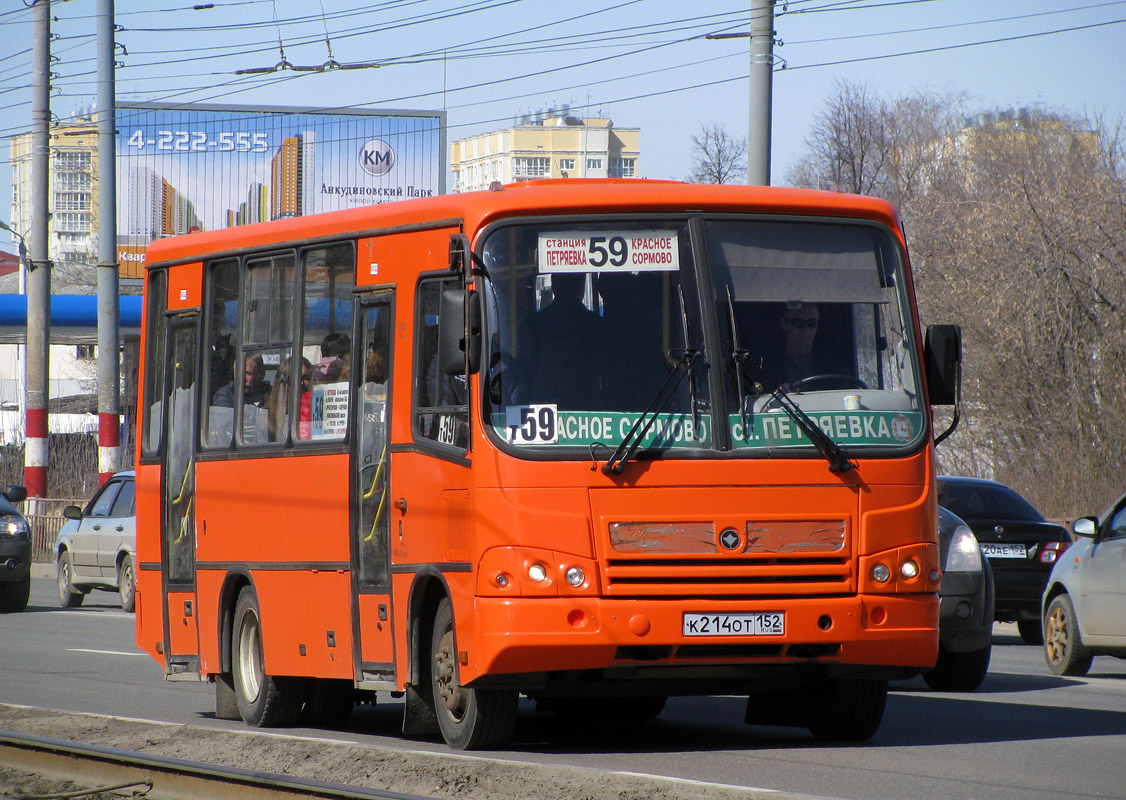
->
<box><xmin>144</xmin><ymin>180</ymin><xmax>903</xmax><ymax>268</ymax></box>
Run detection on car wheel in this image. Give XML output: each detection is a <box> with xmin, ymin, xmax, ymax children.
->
<box><xmin>231</xmin><ymin>587</ymin><xmax>306</xmax><ymax>726</ymax></box>
<box><xmin>1044</xmin><ymin>594</ymin><xmax>1093</xmax><ymax>677</ymax></box>
<box><xmin>118</xmin><ymin>555</ymin><xmax>136</xmax><ymax>612</ymax></box>
<box><xmin>0</xmin><ymin>575</ymin><xmax>31</xmax><ymax>613</ymax></box>
<box><xmin>57</xmin><ymin>550</ymin><xmax>84</xmax><ymax>608</ymax></box>
<box><xmin>923</xmin><ymin>643</ymin><xmax>991</xmax><ymax>692</ymax></box>
<box><xmin>807</xmin><ymin>678</ymin><xmax>887</xmax><ymax>742</ymax></box>
<box><xmin>1017</xmin><ymin>618</ymin><xmax>1043</xmax><ymax>645</ymax></box>
<box><xmin>430</xmin><ymin>597</ymin><xmax>517</xmax><ymax>750</ymax></box>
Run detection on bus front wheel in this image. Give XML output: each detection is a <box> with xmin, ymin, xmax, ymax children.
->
<box><xmin>232</xmin><ymin>587</ymin><xmax>306</xmax><ymax>727</ymax></box>
<box><xmin>429</xmin><ymin>597</ymin><xmax>517</xmax><ymax>750</ymax></box>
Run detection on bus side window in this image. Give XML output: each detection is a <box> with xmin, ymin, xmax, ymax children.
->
<box><xmin>202</xmin><ymin>259</ymin><xmax>240</xmax><ymax>449</ymax></box>
<box><xmin>297</xmin><ymin>243</ymin><xmax>354</xmax><ymax>443</ymax></box>
<box><xmin>414</xmin><ymin>276</ymin><xmax>468</xmax><ymax>449</ymax></box>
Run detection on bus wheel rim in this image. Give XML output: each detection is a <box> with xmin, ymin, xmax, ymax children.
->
<box><xmin>434</xmin><ymin>627</ymin><xmax>466</xmax><ymax>719</ymax></box>
<box><xmin>237</xmin><ymin>611</ymin><xmax>263</xmax><ymax>702</ymax></box>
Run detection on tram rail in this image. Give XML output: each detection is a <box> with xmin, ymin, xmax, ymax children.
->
<box><xmin>0</xmin><ymin>730</ymin><xmax>433</xmax><ymax>800</ymax></box>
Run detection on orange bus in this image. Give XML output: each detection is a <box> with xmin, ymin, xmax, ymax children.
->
<box><xmin>135</xmin><ymin>179</ymin><xmax>961</xmax><ymax>749</ymax></box>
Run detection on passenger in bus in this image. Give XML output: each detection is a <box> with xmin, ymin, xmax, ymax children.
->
<box><xmin>213</xmin><ymin>354</ymin><xmax>271</xmax><ymax>408</ymax></box>
<box><xmin>315</xmin><ymin>333</ymin><xmax>351</xmax><ymax>382</ymax></box>
<box><xmin>268</xmin><ymin>357</ymin><xmax>311</xmax><ymax>442</ymax></box>
<box><xmin>522</xmin><ymin>272</ymin><xmax>600</xmax><ymax>408</ymax></box>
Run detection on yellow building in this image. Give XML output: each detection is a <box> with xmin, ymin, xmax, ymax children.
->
<box><xmin>451</xmin><ymin>111</ymin><xmax>640</xmax><ymax>193</ymax></box>
<box><xmin>9</xmin><ymin>114</ymin><xmax>100</xmax><ymax>278</ymax></box>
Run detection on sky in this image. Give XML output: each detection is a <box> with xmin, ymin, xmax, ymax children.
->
<box><xmin>1</xmin><ymin>0</ymin><xmax>1124</xmax><ymax>251</ymax></box>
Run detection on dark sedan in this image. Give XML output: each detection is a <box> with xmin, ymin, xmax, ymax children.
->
<box><xmin>938</xmin><ymin>476</ymin><xmax>1070</xmax><ymax>644</ymax></box>
<box><xmin>926</xmin><ymin>506</ymin><xmax>994</xmax><ymax>691</ymax></box>
<box><xmin>0</xmin><ymin>484</ymin><xmax>31</xmax><ymax>613</ymax></box>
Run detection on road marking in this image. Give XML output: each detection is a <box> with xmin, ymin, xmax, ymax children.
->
<box><xmin>68</xmin><ymin>648</ymin><xmax>148</xmax><ymax>657</ymax></box>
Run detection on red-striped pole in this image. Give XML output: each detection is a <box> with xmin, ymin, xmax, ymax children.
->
<box><xmin>25</xmin><ymin>0</ymin><xmax>51</xmax><ymax>499</ymax></box>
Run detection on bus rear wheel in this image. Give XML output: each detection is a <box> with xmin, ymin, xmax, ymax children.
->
<box><xmin>430</xmin><ymin>597</ymin><xmax>517</xmax><ymax>750</ymax></box>
<box><xmin>232</xmin><ymin>587</ymin><xmax>306</xmax><ymax>726</ymax></box>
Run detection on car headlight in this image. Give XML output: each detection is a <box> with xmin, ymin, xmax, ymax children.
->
<box><xmin>1</xmin><ymin>514</ymin><xmax>30</xmax><ymax>537</ymax></box>
<box><xmin>945</xmin><ymin>525</ymin><xmax>982</xmax><ymax>573</ymax></box>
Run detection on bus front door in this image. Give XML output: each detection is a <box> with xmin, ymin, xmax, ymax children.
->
<box><xmin>351</xmin><ymin>297</ymin><xmax>396</xmax><ymax>685</ymax></box>
<box><xmin>161</xmin><ymin>317</ymin><xmax>201</xmax><ymax>678</ymax></box>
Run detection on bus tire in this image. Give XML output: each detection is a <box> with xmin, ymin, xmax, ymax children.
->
<box><xmin>430</xmin><ymin>597</ymin><xmax>517</xmax><ymax>750</ymax></box>
<box><xmin>807</xmin><ymin>678</ymin><xmax>887</xmax><ymax>742</ymax></box>
<box><xmin>232</xmin><ymin>587</ymin><xmax>305</xmax><ymax>726</ymax></box>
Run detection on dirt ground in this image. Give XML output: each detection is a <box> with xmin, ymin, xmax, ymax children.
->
<box><xmin>0</xmin><ymin>705</ymin><xmax>792</xmax><ymax>800</ymax></box>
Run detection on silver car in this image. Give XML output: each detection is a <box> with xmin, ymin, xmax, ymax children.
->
<box><xmin>55</xmin><ymin>471</ymin><xmax>137</xmax><ymax>612</ymax></box>
<box><xmin>1042</xmin><ymin>490</ymin><xmax>1126</xmax><ymax>675</ymax></box>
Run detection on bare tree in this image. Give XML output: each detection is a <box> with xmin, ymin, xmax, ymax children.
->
<box><xmin>789</xmin><ymin>81</ymin><xmax>1126</xmax><ymax>517</ymax></box>
<box><xmin>687</xmin><ymin>123</ymin><xmax>747</xmax><ymax>184</ymax></box>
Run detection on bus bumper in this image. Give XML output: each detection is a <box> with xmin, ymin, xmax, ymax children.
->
<box><xmin>470</xmin><ymin>593</ymin><xmax>938</xmax><ymax>684</ymax></box>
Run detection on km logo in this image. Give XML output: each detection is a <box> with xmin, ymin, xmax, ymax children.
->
<box><xmin>359</xmin><ymin>139</ymin><xmax>395</xmax><ymax>176</ymax></box>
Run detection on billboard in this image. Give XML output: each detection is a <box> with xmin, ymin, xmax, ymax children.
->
<box><xmin>115</xmin><ymin>103</ymin><xmax>445</xmax><ymax>278</ymax></box>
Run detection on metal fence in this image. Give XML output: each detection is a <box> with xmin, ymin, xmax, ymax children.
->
<box><xmin>23</xmin><ymin>498</ymin><xmax>83</xmax><ymax>563</ymax></box>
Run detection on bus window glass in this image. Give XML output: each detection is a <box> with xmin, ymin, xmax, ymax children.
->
<box><xmin>242</xmin><ymin>254</ymin><xmax>295</xmax><ymax>445</ymax></box>
<box><xmin>298</xmin><ymin>244</ymin><xmax>354</xmax><ymax>443</ymax></box>
<box><xmin>202</xmin><ymin>259</ymin><xmax>239</xmax><ymax>448</ymax></box>
<box><xmin>142</xmin><ymin>269</ymin><xmax>167</xmax><ymax>456</ymax></box>
<box><xmin>481</xmin><ymin>221</ymin><xmax>709</xmax><ymax>454</ymax></box>
<box><xmin>415</xmin><ymin>277</ymin><xmax>469</xmax><ymax>448</ymax></box>
<box><xmin>707</xmin><ymin>219</ymin><xmax>925</xmax><ymax>452</ymax></box>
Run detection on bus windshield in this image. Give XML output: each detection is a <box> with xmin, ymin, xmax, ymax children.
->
<box><xmin>481</xmin><ymin>215</ymin><xmax>925</xmax><ymax>457</ymax></box>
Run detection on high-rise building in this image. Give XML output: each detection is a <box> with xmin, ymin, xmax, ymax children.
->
<box><xmin>9</xmin><ymin>112</ymin><xmax>99</xmax><ymax>279</ymax></box>
<box><xmin>450</xmin><ymin>110</ymin><xmax>640</xmax><ymax>193</ymax></box>
<box><xmin>270</xmin><ymin>132</ymin><xmax>315</xmax><ymax>219</ymax></box>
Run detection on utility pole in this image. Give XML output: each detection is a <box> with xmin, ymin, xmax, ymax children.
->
<box><xmin>747</xmin><ymin>0</ymin><xmax>775</xmax><ymax>185</ymax></box>
<box><xmin>96</xmin><ymin>0</ymin><xmax>120</xmax><ymax>485</ymax></box>
<box><xmin>26</xmin><ymin>0</ymin><xmax>52</xmax><ymax>499</ymax></box>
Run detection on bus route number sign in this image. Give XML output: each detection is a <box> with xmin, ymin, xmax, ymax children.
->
<box><xmin>505</xmin><ymin>404</ymin><xmax>559</xmax><ymax>445</ymax></box>
<box><xmin>538</xmin><ymin>231</ymin><xmax>679</xmax><ymax>273</ymax></box>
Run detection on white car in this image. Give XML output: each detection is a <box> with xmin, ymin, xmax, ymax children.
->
<box><xmin>1042</xmin><ymin>490</ymin><xmax>1126</xmax><ymax>675</ymax></box>
<box><xmin>55</xmin><ymin>471</ymin><xmax>137</xmax><ymax>612</ymax></box>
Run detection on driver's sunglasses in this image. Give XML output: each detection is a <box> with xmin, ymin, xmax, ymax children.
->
<box><xmin>785</xmin><ymin>318</ymin><xmax>819</xmax><ymax>329</ymax></box>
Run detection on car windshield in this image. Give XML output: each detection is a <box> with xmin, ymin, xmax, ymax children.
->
<box><xmin>940</xmin><ymin>482</ymin><xmax>1045</xmax><ymax>523</ymax></box>
<box><xmin>480</xmin><ymin>216</ymin><xmax>925</xmax><ymax>458</ymax></box>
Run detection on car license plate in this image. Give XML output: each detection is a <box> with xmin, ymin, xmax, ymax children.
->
<box><xmin>980</xmin><ymin>542</ymin><xmax>1027</xmax><ymax>559</ymax></box>
<box><xmin>683</xmin><ymin>612</ymin><xmax>785</xmax><ymax>637</ymax></box>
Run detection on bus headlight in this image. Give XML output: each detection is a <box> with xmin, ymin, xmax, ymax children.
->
<box><xmin>527</xmin><ymin>563</ymin><xmax>548</xmax><ymax>583</ymax></box>
<box><xmin>565</xmin><ymin>566</ymin><xmax>585</xmax><ymax>587</ymax></box>
<box><xmin>871</xmin><ymin>563</ymin><xmax>892</xmax><ymax>583</ymax></box>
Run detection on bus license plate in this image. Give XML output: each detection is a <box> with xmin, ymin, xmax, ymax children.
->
<box><xmin>683</xmin><ymin>612</ymin><xmax>785</xmax><ymax>637</ymax></box>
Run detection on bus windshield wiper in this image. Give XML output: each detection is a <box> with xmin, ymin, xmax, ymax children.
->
<box><xmin>768</xmin><ymin>386</ymin><xmax>857</xmax><ymax>474</ymax></box>
<box><xmin>602</xmin><ymin>347</ymin><xmax>700</xmax><ymax>476</ymax></box>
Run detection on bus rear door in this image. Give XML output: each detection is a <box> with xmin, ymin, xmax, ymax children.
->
<box><xmin>161</xmin><ymin>316</ymin><xmax>202</xmax><ymax>677</ymax></box>
<box><xmin>351</xmin><ymin>295</ymin><xmax>396</xmax><ymax>685</ymax></box>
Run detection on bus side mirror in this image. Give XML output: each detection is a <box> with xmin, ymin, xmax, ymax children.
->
<box><xmin>3</xmin><ymin>485</ymin><xmax>27</xmax><ymax>504</ymax></box>
<box><xmin>924</xmin><ymin>324</ymin><xmax>961</xmax><ymax>406</ymax></box>
<box><xmin>439</xmin><ymin>288</ymin><xmax>482</xmax><ymax>376</ymax></box>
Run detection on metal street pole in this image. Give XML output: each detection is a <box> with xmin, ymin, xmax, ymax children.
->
<box><xmin>25</xmin><ymin>0</ymin><xmax>52</xmax><ymax>499</ymax></box>
<box><xmin>97</xmin><ymin>0</ymin><xmax>120</xmax><ymax>485</ymax></box>
<box><xmin>747</xmin><ymin>0</ymin><xmax>774</xmax><ymax>185</ymax></box>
